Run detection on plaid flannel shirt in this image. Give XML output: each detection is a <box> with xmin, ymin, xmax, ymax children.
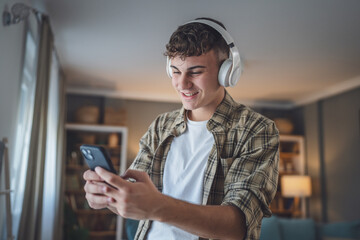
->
<box><xmin>130</xmin><ymin>91</ymin><xmax>280</xmax><ymax>240</ymax></box>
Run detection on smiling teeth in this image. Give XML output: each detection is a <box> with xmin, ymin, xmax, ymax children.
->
<box><xmin>184</xmin><ymin>92</ymin><xmax>197</xmax><ymax>96</ymax></box>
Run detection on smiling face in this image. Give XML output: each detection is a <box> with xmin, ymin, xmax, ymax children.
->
<box><xmin>170</xmin><ymin>50</ymin><xmax>225</xmax><ymax>121</ymax></box>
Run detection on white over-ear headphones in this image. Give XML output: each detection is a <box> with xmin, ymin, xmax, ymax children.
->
<box><xmin>166</xmin><ymin>19</ymin><xmax>242</xmax><ymax>87</ymax></box>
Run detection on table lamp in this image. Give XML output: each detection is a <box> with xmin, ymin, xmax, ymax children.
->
<box><xmin>281</xmin><ymin>175</ymin><xmax>312</xmax><ymax>217</ymax></box>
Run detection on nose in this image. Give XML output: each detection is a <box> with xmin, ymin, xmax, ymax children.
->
<box><xmin>175</xmin><ymin>74</ymin><xmax>192</xmax><ymax>90</ymax></box>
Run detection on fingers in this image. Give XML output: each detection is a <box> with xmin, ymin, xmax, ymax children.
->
<box><xmin>85</xmin><ymin>192</ymin><xmax>113</xmax><ymax>209</ymax></box>
<box><xmin>84</xmin><ymin>180</ymin><xmax>116</xmax><ymax>209</ymax></box>
<box><xmin>83</xmin><ymin>169</ymin><xmax>103</xmax><ymax>181</ymax></box>
<box><xmin>84</xmin><ymin>180</ymin><xmax>106</xmax><ymax>194</ymax></box>
<box><xmin>95</xmin><ymin>167</ymin><xmax>129</xmax><ymax>188</ymax></box>
<box><xmin>121</xmin><ymin>169</ymin><xmax>149</xmax><ymax>183</ymax></box>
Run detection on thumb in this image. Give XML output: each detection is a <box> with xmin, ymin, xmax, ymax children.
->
<box><xmin>121</xmin><ymin>169</ymin><xmax>149</xmax><ymax>183</ymax></box>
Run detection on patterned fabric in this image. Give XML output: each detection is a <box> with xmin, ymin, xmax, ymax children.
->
<box><xmin>130</xmin><ymin>90</ymin><xmax>280</xmax><ymax>240</ymax></box>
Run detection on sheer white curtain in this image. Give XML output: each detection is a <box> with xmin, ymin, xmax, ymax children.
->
<box><xmin>10</xmin><ymin>20</ymin><xmax>39</xmax><ymax>239</ymax></box>
<box><xmin>40</xmin><ymin>49</ymin><xmax>60</xmax><ymax>240</ymax></box>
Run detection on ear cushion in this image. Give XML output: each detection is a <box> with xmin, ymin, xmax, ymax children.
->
<box><xmin>229</xmin><ymin>64</ymin><xmax>242</xmax><ymax>87</ymax></box>
<box><xmin>166</xmin><ymin>56</ymin><xmax>172</xmax><ymax>78</ymax></box>
<box><xmin>218</xmin><ymin>59</ymin><xmax>233</xmax><ymax>87</ymax></box>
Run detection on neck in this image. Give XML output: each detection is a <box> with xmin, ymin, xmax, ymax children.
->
<box><xmin>187</xmin><ymin>110</ymin><xmax>213</xmax><ymax>121</ymax></box>
<box><xmin>187</xmin><ymin>89</ymin><xmax>225</xmax><ymax>121</ymax></box>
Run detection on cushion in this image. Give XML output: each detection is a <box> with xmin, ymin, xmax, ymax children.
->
<box><xmin>260</xmin><ymin>216</ymin><xmax>282</xmax><ymax>240</ymax></box>
<box><xmin>322</xmin><ymin>238</ymin><xmax>358</xmax><ymax>240</ymax></box>
<box><xmin>278</xmin><ymin>217</ymin><xmax>316</xmax><ymax>240</ymax></box>
<box><xmin>321</xmin><ymin>220</ymin><xmax>360</xmax><ymax>239</ymax></box>
<box><xmin>126</xmin><ymin>219</ymin><xmax>139</xmax><ymax>240</ymax></box>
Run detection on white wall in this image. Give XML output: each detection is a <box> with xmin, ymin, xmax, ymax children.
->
<box><xmin>0</xmin><ymin>0</ymin><xmax>27</xmax><ymax>237</ymax></box>
<box><xmin>0</xmin><ymin>4</ymin><xmax>25</xmax><ymax>148</ymax></box>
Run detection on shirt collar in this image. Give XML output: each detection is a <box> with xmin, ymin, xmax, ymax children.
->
<box><xmin>172</xmin><ymin>90</ymin><xmax>236</xmax><ymax>134</ymax></box>
<box><xmin>207</xmin><ymin>90</ymin><xmax>235</xmax><ymax>131</ymax></box>
<box><xmin>171</xmin><ymin>107</ymin><xmax>187</xmax><ymax>136</ymax></box>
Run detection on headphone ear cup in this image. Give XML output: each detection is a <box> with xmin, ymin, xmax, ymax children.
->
<box><xmin>229</xmin><ymin>64</ymin><xmax>242</xmax><ymax>87</ymax></box>
<box><xmin>218</xmin><ymin>59</ymin><xmax>233</xmax><ymax>87</ymax></box>
<box><xmin>166</xmin><ymin>57</ymin><xmax>172</xmax><ymax>78</ymax></box>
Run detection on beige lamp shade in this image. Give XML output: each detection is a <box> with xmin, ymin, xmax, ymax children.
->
<box><xmin>281</xmin><ymin>175</ymin><xmax>312</xmax><ymax>197</ymax></box>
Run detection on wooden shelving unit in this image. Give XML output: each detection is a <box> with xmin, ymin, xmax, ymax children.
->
<box><xmin>270</xmin><ymin>135</ymin><xmax>307</xmax><ymax>218</ymax></box>
<box><xmin>64</xmin><ymin>123</ymin><xmax>128</xmax><ymax>240</ymax></box>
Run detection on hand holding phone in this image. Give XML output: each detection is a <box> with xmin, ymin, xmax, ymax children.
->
<box><xmin>80</xmin><ymin>144</ymin><xmax>117</xmax><ymax>174</ymax></box>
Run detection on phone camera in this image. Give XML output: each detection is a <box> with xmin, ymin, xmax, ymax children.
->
<box><xmin>81</xmin><ymin>149</ymin><xmax>94</xmax><ymax>160</ymax></box>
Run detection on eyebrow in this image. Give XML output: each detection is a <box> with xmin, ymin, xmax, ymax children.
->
<box><xmin>170</xmin><ymin>65</ymin><xmax>206</xmax><ymax>71</ymax></box>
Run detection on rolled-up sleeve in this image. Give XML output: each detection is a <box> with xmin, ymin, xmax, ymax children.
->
<box><xmin>221</xmin><ymin>122</ymin><xmax>280</xmax><ymax>240</ymax></box>
<box><xmin>129</xmin><ymin>130</ymin><xmax>155</xmax><ymax>173</ymax></box>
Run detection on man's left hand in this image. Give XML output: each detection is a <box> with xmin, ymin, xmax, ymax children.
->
<box><xmin>95</xmin><ymin>167</ymin><xmax>164</xmax><ymax>220</ymax></box>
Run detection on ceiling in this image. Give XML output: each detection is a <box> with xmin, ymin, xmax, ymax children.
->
<box><xmin>29</xmin><ymin>0</ymin><xmax>360</xmax><ymax>108</ymax></box>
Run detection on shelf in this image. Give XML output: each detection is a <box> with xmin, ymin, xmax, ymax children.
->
<box><xmin>66</xmin><ymin>164</ymin><xmax>120</xmax><ymax>173</ymax></box>
<box><xmin>271</xmin><ymin>209</ymin><xmax>294</xmax><ymax>214</ymax></box>
<box><xmin>270</xmin><ymin>135</ymin><xmax>307</xmax><ymax>218</ymax></box>
<box><xmin>73</xmin><ymin>143</ymin><xmax>121</xmax><ymax>150</ymax></box>
<box><xmin>67</xmin><ymin>164</ymin><xmax>88</xmax><ymax>171</ymax></box>
<box><xmin>64</xmin><ymin>127</ymin><xmax>127</xmax><ymax>239</ymax></box>
<box><xmin>64</xmin><ymin>94</ymin><xmax>129</xmax><ymax>239</ymax></box>
<box><xmin>90</xmin><ymin>231</ymin><xmax>117</xmax><ymax>237</ymax></box>
<box><xmin>280</xmin><ymin>152</ymin><xmax>300</xmax><ymax>158</ymax></box>
<box><xmin>279</xmin><ymin>135</ymin><xmax>304</xmax><ymax>141</ymax></box>
<box><xmin>271</xmin><ymin>209</ymin><xmax>293</xmax><ymax>218</ymax></box>
<box><xmin>66</xmin><ymin>123</ymin><xmax>128</xmax><ymax>133</ymax></box>
<box><xmin>75</xmin><ymin>209</ymin><xmax>114</xmax><ymax>215</ymax></box>
<box><xmin>279</xmin><ymin>171</ymin><xmax>298</xmax><ymax>175</ymax></box>
<box><xmin>65</xmin><ymin>189</ymin><xmax>85</xmax><ymax>195</ymax></box>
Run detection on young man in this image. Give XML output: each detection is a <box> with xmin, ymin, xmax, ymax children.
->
<box><xmin>83</xmin><ymin>18</ymin><xmax>279</xmax><ymax>240</ymax></box>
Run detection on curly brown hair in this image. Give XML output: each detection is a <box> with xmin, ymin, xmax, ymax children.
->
<box><xmin>165</xmin><ymin>17</ymin><xmax>229</xmax><ymax>61</ymax></box>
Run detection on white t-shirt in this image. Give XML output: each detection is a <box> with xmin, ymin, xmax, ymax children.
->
<box><xmin>147</xmin><ymin>117</ymin><xmax>215</xmax><ymax>240</ymax></box>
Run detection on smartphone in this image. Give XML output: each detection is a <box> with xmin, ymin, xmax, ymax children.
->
<box><xmin>80</xmin><ymin>144</ymin><xmax>117</xmax><ymax>174</ymax></box>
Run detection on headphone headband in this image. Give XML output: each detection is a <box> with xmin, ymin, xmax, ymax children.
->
<box><xmin>167</xmin><ymin>19</ymin><xmax>242</xmax><ymax>87</ymax></box>
<box><xmin>186</xmin><ymin>19</ymin><xmax>235</xmax><ymax>46</ymax></box>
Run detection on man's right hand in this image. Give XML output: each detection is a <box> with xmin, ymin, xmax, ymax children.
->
<box><xmin>83</xmin><ymin>169</ymin><xmax>119</xmax><ymax>215</ymax></box>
